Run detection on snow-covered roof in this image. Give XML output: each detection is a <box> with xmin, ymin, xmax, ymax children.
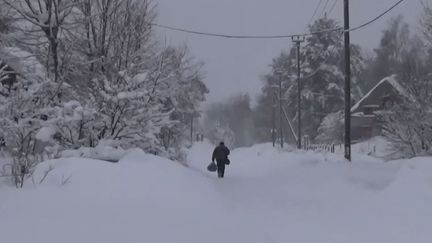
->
<box><xmin>351</xmin><ymin>75</ymin><xmax>409</xmax><ymax>113</ymax></box>
<box><xmin>351</xmin><ymin>112</ymin><xmax>375</xmax><ymax>118</ymax></box>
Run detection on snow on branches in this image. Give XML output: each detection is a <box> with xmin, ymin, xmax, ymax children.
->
<box><xmin>0</xmin><ymin>0</ymin><xmax>208</xmax><ymax>165</ymax></box>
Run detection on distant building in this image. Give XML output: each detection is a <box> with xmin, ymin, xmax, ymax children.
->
<box><xmin>350</xmin><ymin>75</ymin><xmax>409</xmax><ymax>142</ymax></box>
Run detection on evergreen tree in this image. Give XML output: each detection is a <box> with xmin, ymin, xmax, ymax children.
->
<box><xmin>256</xmin><ymin>17</ymin><xmax>365</xmax><ymax>142</ymax></box>
<box><xmin>364</xmin><ymin>16</ymin><xmax>410</xmax><ymax>89</ymax></box>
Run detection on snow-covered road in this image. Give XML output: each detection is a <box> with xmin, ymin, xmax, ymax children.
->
<box><xmin>0</xmin><ymin>142</ymin><xmax>431</xmax><ymax>243</ymax></box>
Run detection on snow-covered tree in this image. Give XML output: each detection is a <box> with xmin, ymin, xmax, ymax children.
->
<box><xmin>0</xmin><ymin>0</ymin><xmax>208</xmax><ymax>165</ymax></box>
<box><xmin>2</xmin><ymin>0</ymin><xmax>76</xmax><ymax>83</ymax></box>
<box><xmin>301</xmin><ymin>18</ymin><xmax>364</xmax><ymax>139</ymax></box>
<box><xmin>363</xmin><ymin>16</ymin><xmax>412</xmax><ymax>90</ymax></box>
<box><xmin>156</xmin><ymin>46</ymin><xmax>208</xmax><ymax>152</ymax></box>
<box><xmin>315</xmin><ymin>111</ymin><xmax>344</xmax><ymax>144</ymax></box>
<box><xmin>0</xmin><ymin>3</ymin><xmax>11</xmax><ymax>36</ymax></box>
<box><xmin>0</xmin><ymin>46</ymin><xmax>65</xmax><ymax>187</ymax></box>
<box><xmin>257</xmin><ymin>17</ymin><xmax>365</xmax><ymax>142</ymax></box>
<box><xmin>0</xmin><ymin>3</ymin><xmax>14</xmax><ymax>48</ymax></box>
<box><xmin>40</xmin><ymin>0</ymin><xmax>207</xmax><ymax>156</ymax></box>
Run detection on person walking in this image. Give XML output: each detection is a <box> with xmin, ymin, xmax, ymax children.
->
<box><xmin>212</xmin><ymin>142</ymin><xmax>230</xmax><ymax>178</ymax></box>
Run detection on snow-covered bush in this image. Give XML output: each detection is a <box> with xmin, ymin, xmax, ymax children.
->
<box><xmin>90</xmin><ymin>72</ymin><xmax>173</xmax><ymax>154</ymax></box>
<box><xmin>379</xmin><ymin>78</ymin><xmax>432</xmax><ymax>158</ymax></box>
<box><xmin>315</xmin><ymin>111</ymin><xmax>344</xmax><ymax>144</ymax></box>
<box><xmin>60</xmin><ymin>143</ymin><xmax>127</xmax><ymax>162</ymax></box>
<box><xmin>49</xmin><ymin>101</ymin><xmax>99</xmax><ymax>149</ymax></box>
<box><xmin>0</xmin><ymin>46</ymin><xmax>63</xmax><ymax>186</ymax></box>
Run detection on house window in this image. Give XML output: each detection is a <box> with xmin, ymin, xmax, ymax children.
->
<box><xmin>363</xmin><ymin>106</ymin><xmax>373</xmax><ymax>115</ymax></box>
<box><xmin>381</xmin><ymin>96</ymin><xmax>394</xmax><ymax>108</ymax></box>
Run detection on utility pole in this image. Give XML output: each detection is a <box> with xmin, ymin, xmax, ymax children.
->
<box><xmin>344</xmin><ymin>0</ymin><xmax>352</xmax><ymax>161</ymax></box>
<box><xmin>190</xmin><ymin>113</ymin><xmax>194</xmax><ymax>147</ymax></box>
<box><xmin>292</xmin><ymin>36</ymin><xmax>305</xmax><ymax>150</ymax></box>
<box><xmin>272</xmin><ymin>92</ymin><xmax>276</xmax><ymax>147</ymax></box>
<box><xmin>279</xmin><ymin>77</ymin><xmax>284</xmax><ymax>148</ymax></box>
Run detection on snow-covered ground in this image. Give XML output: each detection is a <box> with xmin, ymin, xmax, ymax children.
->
<box><xmin>333</xmin><ymin>136</ymin><xmax>393</xmax><ymax>158</ymax></box>
<box><xmin>0</xmin><ymin>142</ymin><xmax>431</xmax><ymax>243</ymax></box>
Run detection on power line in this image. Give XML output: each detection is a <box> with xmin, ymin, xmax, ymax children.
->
<box><xmin>307</xmin><ymin>0</ymin><xmax>324</xmax><ymax>28</ymax></box>
<box><xmin>151</xmin><ymin>23</ymin><xmax>341</xmax><ymax>39</ymax></box>
<box><xmin>328</xmin><ymin>0</ymin><xmax>339</xmax><ymax>16</ymax></box>
<box><xmin>319</xmin><ymin>0</ymin><xmax>331</xmax><ymax>18</ymax></box>
<box><xmin>152</xmin><ymin>0</ymin><xmax>405</xmax><ymax>39</ymax></box>
<box><xmin>350</xmin><ymin>0</ymin><xmax>405</xmax><ymax>32</ymax></box>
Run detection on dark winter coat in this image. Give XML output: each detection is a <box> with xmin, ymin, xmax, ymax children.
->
<box><xmin>212</xmin><ymin>144</ymin><xmax>230</xmax><ymax>163</ymax></box>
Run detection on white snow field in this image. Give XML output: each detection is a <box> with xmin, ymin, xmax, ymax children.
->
<box><xmin>1</xmin><ymin>142</ymin><xmax>431</xmax><ymax>243</ymax></box>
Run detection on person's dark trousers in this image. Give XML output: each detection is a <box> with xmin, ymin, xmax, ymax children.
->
<box><xmin>216</xmin><ymin>161</ymin><xmax>225</xmax><ymax>178</ymax></box>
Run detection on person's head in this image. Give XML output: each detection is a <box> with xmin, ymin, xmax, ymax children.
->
<box><xmin>219</xmin><ymin>141</ymin><xmax>224</xmax><ymax>146</ymax></box>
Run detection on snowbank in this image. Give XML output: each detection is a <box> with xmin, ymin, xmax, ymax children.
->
<box><xmin>60</xmin><ymin>145</ymin><xmax>127</xmax><ymax>162</ymax></box>
<box><xmin>332</xmin><ymin>136</ymin><xmax>393</xmax><ymax>158</ymax></box>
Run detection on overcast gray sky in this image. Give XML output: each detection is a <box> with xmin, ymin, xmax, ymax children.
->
<box><xmin>155</xmin><ymin>0</ymin><xmax>422</xmax><ymax>104</ymax></box>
